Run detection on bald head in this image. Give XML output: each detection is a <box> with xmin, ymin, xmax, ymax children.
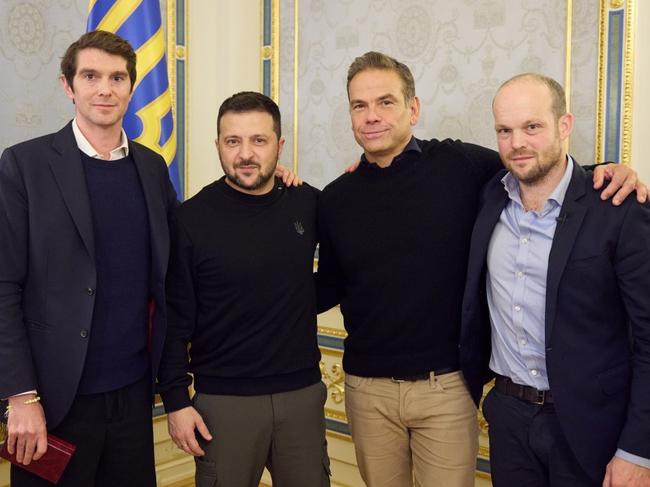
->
<box><xmin>494</xmin><ymin>73</ymin><xmax>567</xmax><ymax>121</ymax></box>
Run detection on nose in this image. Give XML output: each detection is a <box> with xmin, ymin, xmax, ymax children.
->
<box><xmin>365</xmin><ymin>104</ymin><xmax>381</xmax><ymax>124</ymax></box>
<box><xmin>238</xmin><ymin>140</ymin><xmax>254</xmax><ymax>160</ymax></box>
<box><xmin>511</xmin><ymin>130</ymin><xmax>527</xmax><ymax>150</ymax></box>
<box><xmin>97</xmin><ymin>77</ymin><xmax>112</xmax><ymax>96</ymax></box>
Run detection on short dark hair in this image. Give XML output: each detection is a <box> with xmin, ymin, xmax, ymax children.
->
<box><xmin>60</xmin><ymin>30</ymin><xmax>137</xmax><ymax>93</ymax></box>
<box><xmin>496</xmin><ymin>73</ymin><xmax>567</xmax><ymax>119</ymax></box>
<box><xmin>347</xmin><ymin>51</ymin><xmax>416</xmax><ymax>103</ymax></box>
<box><xmin>217</xmin><ymin>91</ymin><xmax>282</xmax><ymax>139</ymax></box>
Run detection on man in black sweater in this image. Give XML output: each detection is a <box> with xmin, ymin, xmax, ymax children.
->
<box><xmin>157</xmin><ymin>92</ymin><xmax>329</xmax><ymax>487</ymax></box>
<box><xmin>316</xmin><ymin>51</ymin><xmax>647</xmax><ymax>487</ymax></box>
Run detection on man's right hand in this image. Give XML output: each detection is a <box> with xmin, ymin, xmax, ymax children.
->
<box><xmin>345</xmin><ymin>160</ymin><xmax>361</xmax><ymax>173</ymax></box>
<box><xmin>167</xmin><ymin>406</ymin><xmax>213</xmax><ymax>457</ymax></box>
<box><xmin>6</xmin><ymin>394</ymin><xmax>47</xmax><ymax>465</ymax></box>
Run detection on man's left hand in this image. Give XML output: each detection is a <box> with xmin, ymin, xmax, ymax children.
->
<box><xmin>593</xmin><ymin>163</ymin><xmax>648</xmax><ymax>205</ymax></box>
<box><xmin>603</xmin><ymin>456</ymin><xmax>650</xmax><ymax>487</ymax></box>
<box><xmin>274</xmin><ymin>165</ymin><xmax>303</xmax><ymax>187</ymax></box>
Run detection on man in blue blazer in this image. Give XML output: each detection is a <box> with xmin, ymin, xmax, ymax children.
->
<box><xmin>0</xmin><ymin>31</ymin><xmax>177</xmax><ymax>486</ymax></box>
<box><xmin>461</xmin><ymin>73</ymin><xmax>650</xmax><ymax>486</ymax></box>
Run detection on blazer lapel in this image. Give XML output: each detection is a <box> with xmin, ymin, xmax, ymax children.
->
<box><xmin>470</xmin><ymin>179</ymin><xmax>509</xmax><ymax>273</ymax></box>
<box><xmin>48</xmin><ymin>123</ymin><xmax>95</xmax><ymax>261</ymax></box>
<box><xmin>130</xmin><ymin>143</ymin><xmax>166</xmax><ymax>276</ymax></box>
<box><xmin>545</xmin><ymin>162</ymin><xmax>588</xmax><ymax>340</ymax></box>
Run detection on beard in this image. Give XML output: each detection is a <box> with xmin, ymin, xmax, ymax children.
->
<box><xmin>225</xmin><ymin>158</ymin><xmax>277</xmax><ymax>191</ymax></box>
<box><xmin>503</xmin><ymin>142</ymin><xmax>563</xmax><ymax>186</ymax></box>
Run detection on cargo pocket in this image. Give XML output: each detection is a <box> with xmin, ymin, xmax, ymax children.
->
<box><xmin>195</xmin><ymin>457</ymin><xmax>218</xmax><ymax>487</ymax></box>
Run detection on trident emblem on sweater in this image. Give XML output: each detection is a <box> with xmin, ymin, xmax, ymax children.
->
<box><xmin>294</xmin><ymin>221</ymin><xmax>305</xmax><ymax>235</ymax></box>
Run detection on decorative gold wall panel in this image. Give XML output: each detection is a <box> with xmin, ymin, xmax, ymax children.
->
<box><xmin>595</xmin><ymin>0</ymin><xmax>635</xmax><ymax>164</ymax></box>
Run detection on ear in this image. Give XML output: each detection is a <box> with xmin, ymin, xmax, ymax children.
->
<box><xmin>214</xmin><ymin>137</ymin><xmax>220</xmax><ymax>151</ymax></box>
<box><xmin>277</xmin><ymin>136</ymin><xmax>286</xmax><ymax>157</ymax></box>
<box><xmin>60</xmin><ymin>74</ymin><xmax>74</xmax><ymax>100</ymax></box>
<box><xmin>409</xmin><ymin>96</ymin><xmax>421</xmax><ymax>126</ymax></box>
<box><xmin>558</xmin><ymin>112</ymin><xmax>574</xmax><ymax>141</ymax></box>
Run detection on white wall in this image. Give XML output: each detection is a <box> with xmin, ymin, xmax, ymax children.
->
<box><xmin>632</xmin><ymin>0</ymin><xmax>650</xmax><ymax>183</ymax></box>
<box><xmin>186</xmin><ymin>0</ymin><xmax>261</xmax><ymax>198</ymax></box>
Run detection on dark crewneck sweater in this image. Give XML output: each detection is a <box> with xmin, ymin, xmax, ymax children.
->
<box><xmin>317</xmin><ymin>137</ymin><xmax>502</xmax><ymax>377</ymax></box>
<box><xmin>158</xmin><ymin>177</ymin><xmax>321</xmax><ymax>412</ymax></box>
<box><xmin>78</xmin><ymin>151</ymin><xmax>151</xmax><ymax>393</ymax></box>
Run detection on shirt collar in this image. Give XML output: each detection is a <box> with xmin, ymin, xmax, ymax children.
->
<box><xmin>360</xmin><ymin>136</ymin><xmax>421</xmax><ymax>168</ymax></box>
<box><xmin>501</xmin><ymin>156</ymin><xmax>574</xmax><ymax>210</ymax></box>
<box><xmin>72</xmin><ymin>118</ymin><xmax>129</xmax><ymax>161</ymax></box>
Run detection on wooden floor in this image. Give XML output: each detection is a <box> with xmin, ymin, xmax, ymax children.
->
<box><xmin>165</xmin><ymin>479</ymin><xmax>270</xmax><ymax>487</ymax></box>
<box><xmin>166</xmin><ymin>480</ymin><xmax>195</xmax><ymax>487</ymax></box>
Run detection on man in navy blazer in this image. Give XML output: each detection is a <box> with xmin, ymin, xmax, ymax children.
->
<box><xmin>461</xmin><ymin>73</ymin><xmax>650</xmax><ymax>486</ymax></box>
<box><xmin>0</xmin><ymin>31</ymin><xmax>177</xmax><ymax>486</ymax></box>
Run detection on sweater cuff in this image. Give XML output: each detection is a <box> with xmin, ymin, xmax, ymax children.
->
<box><xmin>616</xmin><ymin>449</ymin><xmax>650</xmax><ymax>469</ymax></box>
<box><xmin>160</xmin><ymin>387</ymin><xmax>192</xmax><ymax>413</ymax></box>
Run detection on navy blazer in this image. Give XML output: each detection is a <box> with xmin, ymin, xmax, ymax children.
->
<box><xmin>460</xmin><ymin>161</ymin><xmax>650</xmax><ymax>481</ymax></box>
<box><xmin>0</xmin><ymin>122</ymin><xmax>177</xmax><ymax>429</ymax></box>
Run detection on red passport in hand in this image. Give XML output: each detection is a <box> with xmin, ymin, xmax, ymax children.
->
<box><xmin>0</xmin><ymin>434</ymin><xmax>76</xmax><ymax>484</ymax></box>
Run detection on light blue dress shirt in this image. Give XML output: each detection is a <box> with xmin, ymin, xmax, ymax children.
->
<box><xmin>486</xmin><ymin>158</ymin><xmax>572</xmax><ymax>390</ymax></box>
<box><xmin>486</xmin><ymin>157</ymin><xmax>650</xmax><ymax>469</ymax></box>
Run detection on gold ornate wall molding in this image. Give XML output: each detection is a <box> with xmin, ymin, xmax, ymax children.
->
<box><xmin>166</xmin><ymin>0</ymin><xmax>188</xmax><ymax>198</ymax></box>
<box><xmin>596</xmin><ymin>0</ymin><xmax>636</xmax><ymax>164</ymax></box>
<box><xmin>260</xmin><ymin>0</ymin><xmax>279</xmax><ymax>102</ymax></box>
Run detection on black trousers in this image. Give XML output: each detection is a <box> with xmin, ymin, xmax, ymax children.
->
<box><xmin>482</xmin><ymin>387</ymin><xmax>598</xmax><ymax>487</ymax></box>
<box><xmin>11</xmin><ymin>375</ymin><xmax>156</xmax><ymax>487</ymax></box>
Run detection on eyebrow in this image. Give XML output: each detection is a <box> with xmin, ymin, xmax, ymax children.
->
<box><xmin>349</xmin><ymin>93</ymin><xmax>398</xmax><ymax>105</ymax></box>
<box><xmin>222</xmin><ymin>134</ymin><xmax>269</xmax><ymax>139</ymax></box>
<box><xmin>77</xmin><ymin>68</ymin><xmax>129</xmax><ymax>77</ymax></box>
<box><xmin>521</xmin><ymin>119</ymin><xmax>545</xmax><ymax>126</ymax></box>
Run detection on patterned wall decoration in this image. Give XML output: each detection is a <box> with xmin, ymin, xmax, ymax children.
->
<box><xmin>0</xmin><ymin>0</ymin><xmax>87</xmax><ymax>151</ymax></box>
<box><xmin>268</xmin><ymin>0</ymin><xmax>608</xmax><ymax>189</ymax></box>
<box><xmin>569</xmin><ymin>0</ymin><xmax>600</xmax><ymax>164</ymax></box>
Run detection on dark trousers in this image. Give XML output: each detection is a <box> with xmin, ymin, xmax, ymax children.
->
<box><xmin>193</xmin><ymin>381</ymin><xmax>330</xmax><ymax>487</ymax></box>
<box><xmin>11</xmin><ymin>375</ymin><xmax>156</xmax><ymax>487</ymax></box>
<box><xmin>482</xmin><ymin>387</ymin><xmax>598</xmax><ymax>487</ymax></box>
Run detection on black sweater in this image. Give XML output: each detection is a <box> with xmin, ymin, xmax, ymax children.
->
<box><xmin>158</xmin><ymin>178</ymin><xmax>321</xmax><ymax>412</ymax></box>
<box><xmin>317</xmin><ymin>138</ymin><xmax>502</xmax><ymax>377</ymax></box>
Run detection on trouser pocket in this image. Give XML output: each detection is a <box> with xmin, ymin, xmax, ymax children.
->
<box><xmin>195</xmin><ymin>457</ymin><xmax>218</xmax><ymax>487</ymax></box>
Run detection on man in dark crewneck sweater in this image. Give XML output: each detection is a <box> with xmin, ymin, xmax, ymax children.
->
<box><xmin>315</xmin><ymin>51</ymin><xmax>647</xmax><ymax>487</ymax></box>
<box><xmin>157</xmin><ymin>92</ymin><xmax>330</xmax><ymax>487</ymax></box>
<box><xmin>0</xmin><ymin>31</ymin><xmax>177</xmax><ymax>486</ymax></box>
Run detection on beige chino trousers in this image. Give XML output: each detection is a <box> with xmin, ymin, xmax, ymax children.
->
<box><xmin>345</xmin><ymin>371</ymin><xmax>478</xmax><ymax>487</ymax></box>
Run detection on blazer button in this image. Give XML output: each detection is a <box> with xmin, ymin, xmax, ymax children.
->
<box><xmin>80</xmin><ymin>329</ymin><xmax>89</xmax><ymax>338</ymax></box>
<box><xmin>86</xmin><ymin>288</ymin><xmax>95</xmax><ymax>296</ymax></box>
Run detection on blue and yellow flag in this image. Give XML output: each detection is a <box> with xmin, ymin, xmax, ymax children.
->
<box><xmin>87</xmin><ymin>0</ymin><xmax>182</xmax><ymax>198</ymax></box>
